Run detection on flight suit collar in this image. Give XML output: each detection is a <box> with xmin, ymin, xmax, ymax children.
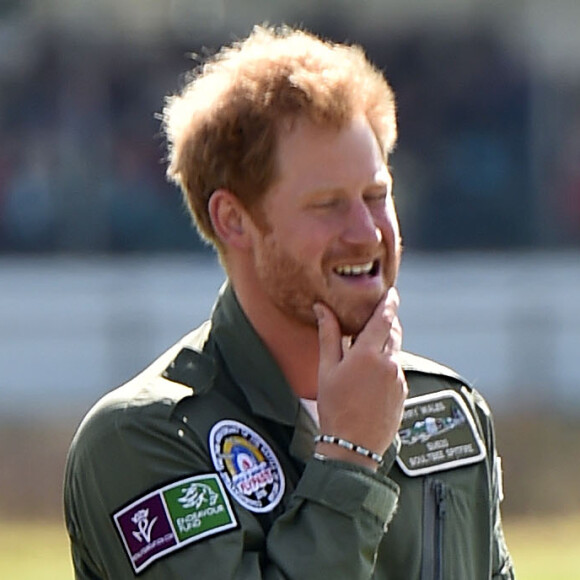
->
<box><xmin>210</xmin><ymin>283</ymin><xmax>305</xmax><ymax>431</ymax></box>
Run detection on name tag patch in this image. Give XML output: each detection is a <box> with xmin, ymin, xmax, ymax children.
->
<box><xmin>209</xmin><ymin>419</ymin><xmax>285</xmax><ymax>513</ymax></box>
<box><xmin>113</xmin><ymin>473</ymin><xmax>237</xmax><ymax>574</ymax></box>
<box><xmin>396</xmin><ymin>390</ymin><xmax>485</xmax><ymax>476</ymax></box>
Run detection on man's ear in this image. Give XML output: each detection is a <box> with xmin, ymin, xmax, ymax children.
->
<box><xmin>208</xmin><ymin>189</ymin><xmax>253</xmax><ymax>250</ymax></box>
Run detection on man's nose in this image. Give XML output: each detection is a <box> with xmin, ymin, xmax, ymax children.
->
<box><xmin>341</xmin><ymin>201</ymin><xmax>383</xmax><ymax>246</ymax></box>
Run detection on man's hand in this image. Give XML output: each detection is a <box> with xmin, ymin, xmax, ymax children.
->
<box><xmin>314</xmin><ymin>288</ymin><xmax>408</xmax><ymax>470</ymax></box>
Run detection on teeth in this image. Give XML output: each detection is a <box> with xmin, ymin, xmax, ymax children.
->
<box><xmin>335</xmin><ymin>261</ymin><xmax>374</xmax><ymax>276</ymax></box>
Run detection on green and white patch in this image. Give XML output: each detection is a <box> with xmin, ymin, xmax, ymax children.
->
<box><xmin>396</xmin><ymin>390</ymin><xmax>486</xmax><ymax>477</ymax></box>
<box><xmin>113</xmin><ymin>473</ymin><xmax>238</xmax><ymax>574</ymax></box>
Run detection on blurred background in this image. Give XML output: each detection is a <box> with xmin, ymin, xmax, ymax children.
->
<box><xmin>1</xmin><ymin>0</ymin><xmax>579</xmax><ymax>576</ymax></box>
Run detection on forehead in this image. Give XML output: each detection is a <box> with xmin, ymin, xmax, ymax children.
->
<box><xmin>272</xmin><ymin>115</ymin><xmax>388</xmax><ymax>196</ymax></box>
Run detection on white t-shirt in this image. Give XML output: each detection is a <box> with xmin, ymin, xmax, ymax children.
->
<box><xmin>300</xmin><ymin>398</ymin><xmax>320</xmax><ymax>427</ymax></box>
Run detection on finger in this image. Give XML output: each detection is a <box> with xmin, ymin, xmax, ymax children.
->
<box><xmin>384</xmin><ymin>315</ymin><xmax>403</xmax><ymax>355</ymax></box>
<box><xmin>313</xmin><ymin>302</ymin><xmax>343</xmax><ymax>373</ymax></box>
<box><xmin>353</xmin><ymin>287</ymin><xmax>400</xmax><ymax>352</ymax></box>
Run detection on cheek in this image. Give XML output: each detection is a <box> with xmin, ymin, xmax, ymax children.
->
<box><xmin>288</xmin><ymin>225</ymin><xmax>332</xmax><ymax>259</ymax></box>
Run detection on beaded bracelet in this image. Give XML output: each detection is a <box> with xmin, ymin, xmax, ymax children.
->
<box><xmin>314</xmin><ymin>434</ymin><xmax>383</xmax><ymax>465</ymax></box>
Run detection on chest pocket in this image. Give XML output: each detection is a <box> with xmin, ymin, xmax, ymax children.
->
<box><xmin>421</xmin><ymin>466</ymin><xmax>492</xmax><ymax>580</ymax></box>
<box><xmin>376</xmin><ymin>459</ymin><xmax>491</xmax><ymax>580</ymax></box>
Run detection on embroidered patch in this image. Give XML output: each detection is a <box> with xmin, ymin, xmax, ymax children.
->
<box><xmin>396</xmin><ymin>390</ymin><xmax>486</xmax><ymax>476</ymax></box>
<box><xmin>209</xmin><ymin>419</ymin><xmax>285</xmax><ymax>513</ymax></box>
<box><xmin>113</xmin><ymin>473</ymin><xmax>237</xmax><ymax>574</ymax></box>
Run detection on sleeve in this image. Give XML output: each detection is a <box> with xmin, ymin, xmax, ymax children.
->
<box><xmin>470</xmin><ymin>389</ymin><xmax>516</xmax><ymax>579</ymax></box>
<box><xmin>267</xmin><ymin>457</ymin><xmax>399</xmax><ymax>579</ymax></box>
<box><xmin>64</xmin><ymin>400</ymin><xmax>400</xmax><ymax>580</ymax></box>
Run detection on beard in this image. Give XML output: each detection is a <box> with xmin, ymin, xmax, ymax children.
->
<box><xmin>252</xmin><ymin>233</ymin><xmax>400</xmax><ymax>336</ymax></box>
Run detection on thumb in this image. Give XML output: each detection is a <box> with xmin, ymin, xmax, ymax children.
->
<box><xmin>313</xmin><ymin>302</ymin><xmax>342</xmax><ymax>373</ymax></box>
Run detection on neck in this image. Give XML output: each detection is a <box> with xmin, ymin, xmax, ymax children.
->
<box><xmin>253</xmin><ymin>308</ymin><xmax>320</xmax><ymax>400</ymax></box>
<box><xmin>230</xmin><ymin>274</ymin><xmax>320</xmax><ymax>400</ymax></box>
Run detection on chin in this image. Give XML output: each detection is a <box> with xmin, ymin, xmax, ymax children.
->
<box><xmin>336</xmin><ymin>306</ymin><xmax>375</xmax><ymax>337</ymax></box>
<box><xmin>320</xmin><ymin>291</ymin><xmax>379</xmax><ymax>336</ymax></box>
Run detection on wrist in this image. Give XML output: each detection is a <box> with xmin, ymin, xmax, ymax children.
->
<box><xmin>314</xmin><ymin>435</ymin><xmax>383</xmax><ymax>472</ymax></box>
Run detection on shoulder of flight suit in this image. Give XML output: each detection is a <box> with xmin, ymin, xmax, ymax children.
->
<box><xmin>399</xmin><ymin>351</ymin><xmax>496</xmax><ymax>419</ymax></box>
<box><xmin>69</xmin><ymin>325</ymin><xmax>206</xmax><ymax>447</ymax></box>
<box><xmin>399</xmin><ymin>350</ymin><xmax>496</xmax><ymax>438</ymax></box>
<box><xmin>66</xmin><ymin>319</ymin><xmax>220</xmax><ymax>482</ymax></box>
<box><xmin>400</xmin><ymin>350</ymin><xmax>466</xmax><ymax>383</ymax></box>
<box><xmin>64</xmin><ymin>324</ymin><xmax>219</xmax><ymax>578</ymax></box>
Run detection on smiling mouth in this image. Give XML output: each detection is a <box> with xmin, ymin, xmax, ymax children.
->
<box><xmin>333</xmin><ymin>259</ymin><xmax>380</xmax><ymax>278</ymax></box>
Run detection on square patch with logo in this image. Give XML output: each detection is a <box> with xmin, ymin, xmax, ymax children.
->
<box><xmin>396</xmin><ymin>389</ymin><xmax>486</xmax><ymax>476</ymax></box>
<box><xmin>113</xmin><ymin>473</ymin><xmax>238</xmax><ymax>574</ymax></box>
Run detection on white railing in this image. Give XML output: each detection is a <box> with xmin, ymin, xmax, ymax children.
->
<box><xmin>1</xmin><ymin>252</ymin><xmax>579</xmax><ymax>418</ymax></box>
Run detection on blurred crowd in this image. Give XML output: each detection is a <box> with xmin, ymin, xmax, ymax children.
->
<box><xmin>1</xmin><ymin>21</ymin><xmax>579</xmax><ymax>254</ymax></box>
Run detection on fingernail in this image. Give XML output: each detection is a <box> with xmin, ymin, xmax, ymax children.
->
<box><xmin>313</xmin><ymin>303</ymin><xmax>324</xmax><ymax>323</ymax></box>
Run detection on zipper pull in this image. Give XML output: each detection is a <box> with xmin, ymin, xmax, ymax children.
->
<box><xmin>433</xmin><ymin>480</ymin><xmax>447</xmax><ymax>519</ymax></box>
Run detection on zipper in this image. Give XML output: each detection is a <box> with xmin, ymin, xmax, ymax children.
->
<box><xmin>421</xmin><ymin>478</ymin><xmax>448</xmax><ymax>580</ymax></box>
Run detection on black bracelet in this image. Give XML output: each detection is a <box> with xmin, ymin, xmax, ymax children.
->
<box><xmin>314</xmin><ymin>434</ymin><xmax>383</xmax><ymax>465</ymax></box>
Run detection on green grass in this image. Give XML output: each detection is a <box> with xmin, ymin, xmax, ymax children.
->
<box><xmin>0</xmin><ymin>514</ymin><xmax>578</xmax><ymax>578</ymax></box>
<box><xmin>504</xmin><ymin>513</ymin><xmax>580</xmax><ymax>580</ymax></box>
<box><xmin>0</xmin><ymin>520</ymin><xmax>73</xmax><ymax>580</ymax></box>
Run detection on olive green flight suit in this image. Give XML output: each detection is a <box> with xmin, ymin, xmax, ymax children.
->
<box><xmin>64</xmin><ymin>284</ymin><xmax>515</xmax><ymax>579</ymax></box>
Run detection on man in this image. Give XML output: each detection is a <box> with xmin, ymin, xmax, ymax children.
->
<box><xmin>64</xmin><ymin>25</ymin><xmax>515</xmax><ymax>579</ymax></box>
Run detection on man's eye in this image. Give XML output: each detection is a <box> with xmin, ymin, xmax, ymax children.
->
<box><xmin>313</xmin><ymin>198</ymin><xmax>341</xmax><ymax>209</ymax></box>
<box><xmin>365</xmin><ymin>193</ymin><xmax>387</xmax><ymax>203</ymax></box>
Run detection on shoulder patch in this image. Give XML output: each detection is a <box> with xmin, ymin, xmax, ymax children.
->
<box><xmin>113</xmin><ymin>473</ymin><xmax>237</xmax><ymax>575</ymax></box>
<box><xmin>209</xmin><ymin>420</ymin><xmax>285</xmax><ymax>513</ymax></box>
<box><xmin>396</xmin><ymin>390</ymin><xmax>486</xmax><ymax>476</ymax></box>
